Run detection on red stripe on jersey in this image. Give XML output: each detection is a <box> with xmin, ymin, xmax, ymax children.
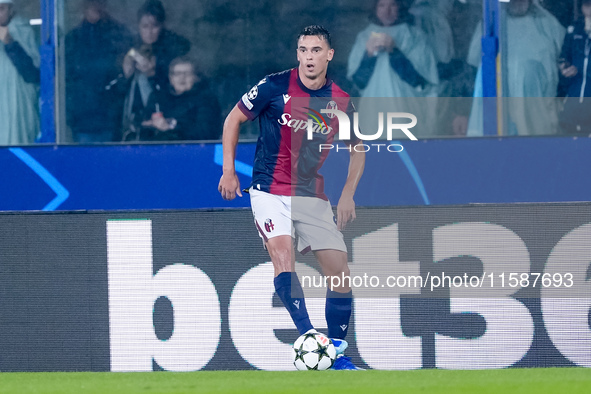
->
<box><xmin>270</xmin><ymin>69</ymin><xmax>305</xmax><ymax>196</ymax></box>
<box><xmin>315</xmin><ymin>93</ymin><xmax>352</xmax><ymax>198</ymax></box>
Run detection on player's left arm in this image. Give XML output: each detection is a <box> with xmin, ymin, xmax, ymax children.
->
<box><xmin>336</xmin><ymin>143</ymin><xmax>365</xmax><ymax>231</ymax></box>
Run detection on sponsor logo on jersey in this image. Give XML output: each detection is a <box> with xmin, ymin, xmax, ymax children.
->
<box><xmin>278</xmin><ymin>113</ymin><xmax>332</xmax><ymax>135</ymax></box>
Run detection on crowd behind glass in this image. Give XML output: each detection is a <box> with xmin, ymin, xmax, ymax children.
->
<box><xmin>1</xmin><ymin>0</ymin><xmax>589</xmax><ymax>145</ymax></box>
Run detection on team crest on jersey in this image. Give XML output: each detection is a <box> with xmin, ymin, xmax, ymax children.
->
<box><xmin>264</xmin><ymin>218</ymin><xmax>275</xmax><ymax>232</ymax></box>
<box><xmin>326</xmin><ymin>101</ymin><xmax>338</xmax><ymax>118</ymax></box>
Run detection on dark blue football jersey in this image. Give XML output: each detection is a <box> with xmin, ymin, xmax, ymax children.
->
<box><xmin>237</xmin><ymin>68</ymin><xmax>355</xmax><ymax>199</ymax></box>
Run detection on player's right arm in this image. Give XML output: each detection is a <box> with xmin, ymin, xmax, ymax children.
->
<box><xmin>219</xmin><ymin>75</ymin><xmax>272</xmax><ymax>200</ymax></box>
<box><xmin>218</xmin><ymin>104</ymin><xmax>249</xmax><ymax>200</ymax></box>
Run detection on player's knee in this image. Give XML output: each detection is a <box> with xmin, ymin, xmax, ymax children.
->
<box><xmin>269</xmin><ymin>247</ymin><xmax>291</xmax><ymax>264</ymax></box>
<box><xmin>266</xmin><ymin>238</ymin><xmax>294</xmax><ymax>272</ymax></box>
<box><xmin>267</xmin><ymin>241</ymin><xmax>291</xmax><ymax>259</ymax></box>
<box><xmin>323</xmin><ymin>262</ymin><xmax>350</xmax><ymax>278</ymax></box>
<box><xmin>339</xmin><ymin>264</ymin><xmax>350</xmax><ymax>278</ymax></box>
<box><xmin>329</xmin><ymin>263</ymin><xmax>349</xmax><ymax>279</ymax></box>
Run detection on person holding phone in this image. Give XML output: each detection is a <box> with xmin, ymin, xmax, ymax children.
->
<box><xmin>347</xmin><ymin>0</ymin><xmax>439</xmax><ymax>138</ymax></box>
<box><xmin>116</xmin><ymin>0</ymin><xmax>190</xmax><ymax>140</ymax></box>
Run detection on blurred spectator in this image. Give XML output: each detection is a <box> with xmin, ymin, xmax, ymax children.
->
<box><xmin>117</xmin><ymin>0</ymin><xmax>190</xmax><ymax>140</ymax></box>
<box><xmin>558</xmin><ymin>0</ymin><xmax>591</xmax><ymax>135</ymax></box>
<box><xmin>119</xmin><ymin>43</ymin><xmax>157</xmax><ymax>140</ymax></box>
<box><xmin>132</xmin><ymin>0</ymin><xmax>190</xmax><ymax>89</ymax></box>
<box><xmin>65</xmin><ymin>0</ymin><xmax>133</xmax><ymax>143</ymax></box>
<box><xmin>410</xmin><ymin>0</ymin><xmax>459</xmax><ymax>136</ymax></box>
<box><xmin>466</xmin><ymin>0</ymin><xmax>565</xmax><ymax>136</ymax></box>
<box><xmin>139</xmin><ymin>57</ymin><xmax>221</xmax><ymax>141</ymax></box>
<box><xmin>347</xmin><ymin>0</ymin><xmax>439</xmax><ymax>138</ymax></box>
<box><xmin>410</xmin><ymin>0</ymin><xmax>454</xmax><ymax>68</ymax></box>
<box><xmin>0</xmin><ymin>0</ymin><xmax>39</xmax><ymax>146</ymax></box>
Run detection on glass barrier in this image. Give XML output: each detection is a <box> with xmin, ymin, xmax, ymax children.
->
<box><xmin>473</xmin><ymin>0</ymin><xmax>585</xmax><ymax>137</ymax></box>
<box><xmin>0</xmin><ymin>0</ymin><xmax>583</xmax><ymax>146</ymax></box>
<box><xmin>0</xmin><ymin>0</ymin><xmax>41</xmax><ymax>146</ymax></box>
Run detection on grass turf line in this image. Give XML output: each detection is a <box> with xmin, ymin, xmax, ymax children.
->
<box><xmin>0</xmin><ymin>368</ymin><xmax>589</xmax><ymax>394</ymax></box>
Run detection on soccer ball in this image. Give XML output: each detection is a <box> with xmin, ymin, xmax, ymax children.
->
<box><xmin>292</xmin><ymin>331</ymin><xmax>336</xmax><ymax>370</ymax></box>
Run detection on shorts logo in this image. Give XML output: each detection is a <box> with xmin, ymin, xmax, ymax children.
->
<box><xmin>264</xmin><ymin>218</ymin><xmax>275</xmax><ymax>232</ymax></box>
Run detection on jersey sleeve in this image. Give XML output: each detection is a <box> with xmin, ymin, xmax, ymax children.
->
<box><xmin>237</xmin><ymin>77</ymin><xmax>273</xmax><ymax>121</ymax></box>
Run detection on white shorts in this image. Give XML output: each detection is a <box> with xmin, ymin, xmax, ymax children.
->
<box><xmin>249</xmin><ymin>188</ymin><xmax>347</xmax><ymax>254</ymax></box>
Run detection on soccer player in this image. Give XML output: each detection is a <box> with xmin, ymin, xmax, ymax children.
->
<box><xmin>218</xmin><ymin>25</ymin><xmax>365</xmax><ymax>370</ymax></box>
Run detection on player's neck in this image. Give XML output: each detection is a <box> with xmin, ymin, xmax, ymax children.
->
<box><xmin>298</xmin><ymin>68</ymin><xmax>327</xmax><ymax>91</ymax></box>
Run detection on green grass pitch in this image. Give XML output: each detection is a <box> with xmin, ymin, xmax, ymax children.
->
<box><xmin>1</xmin><ymin>368</ymin><xmax>589</xmax><ymax>393</ymax></box>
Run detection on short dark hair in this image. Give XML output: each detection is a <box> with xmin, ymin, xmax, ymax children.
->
<box><xmin>169</xmin><ymin>56</ymin><xmax>196</xmax><ymax>75</ymax></box>
<box><xmin>83</xmin><ymin>0</ymin><xmax>107</xmax><ymax>12</ymax></box>
<box><xmin>84</xmin><ymin>0</ymin><xmax>107</xmax><ymax>7</ymax></box>
<box><xmin>138</xmin><ymin>0</ymin><xmax>166</xmax><ymax>24</ymax></box>
<box><xmin>297</xmin><ymin>25</ymin><xmax>332</xmax><ymax>48</ymax></box>
<box><xmin>369</xmin><ymin>0</ymin><xmax>413</xmax><ymax>26</ymax></box>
